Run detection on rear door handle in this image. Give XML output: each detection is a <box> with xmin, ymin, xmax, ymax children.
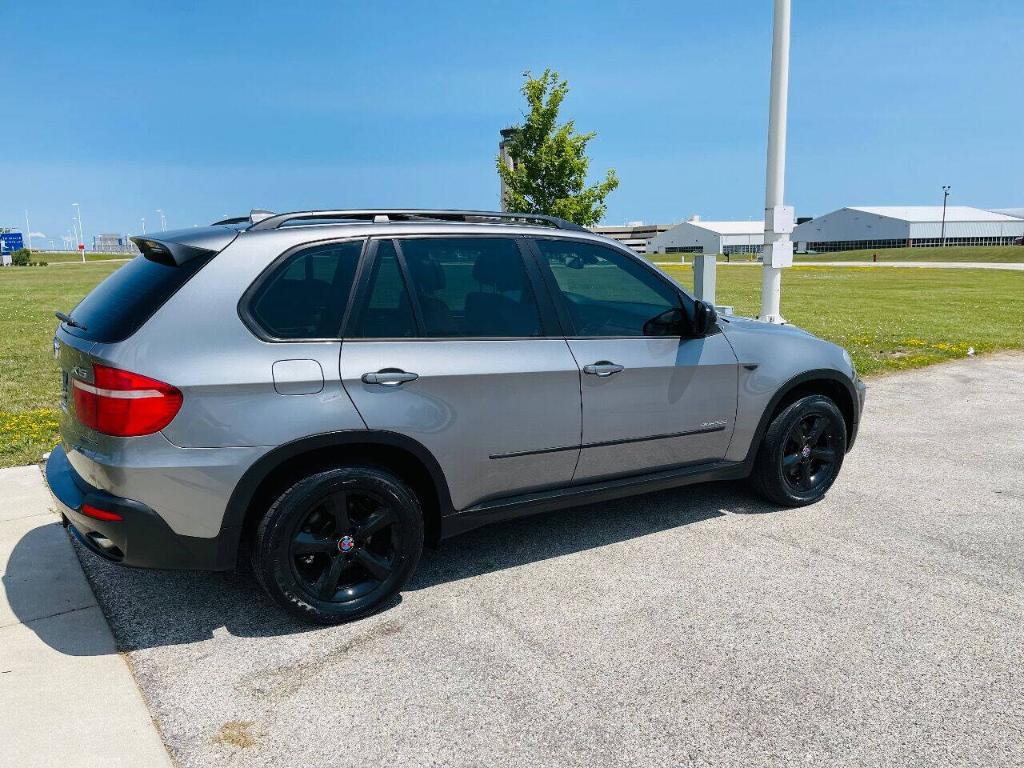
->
<box><xmin>583</xmin><ymin>361</ymin><xmax>624</xmax><ymax>377</ymax></box>
<box><xmin>361</xmin><ymin>369</ymin><xmax>419</xmax><ymax>386</ymax></box>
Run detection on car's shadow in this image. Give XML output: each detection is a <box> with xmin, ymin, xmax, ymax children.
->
<box><xmin>5</xmin><ymin>481</ymin><xmax>777</xmax><ymax>655</ymax></box>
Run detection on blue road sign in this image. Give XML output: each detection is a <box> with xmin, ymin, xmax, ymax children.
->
<box><xmin>1</xmin><ymin>232</ymin><xmax>24</xmax><ymax>253</ymax></box>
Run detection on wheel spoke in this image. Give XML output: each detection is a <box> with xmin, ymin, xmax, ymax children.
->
<box><xmin>806</xmin><ymin>416</ymin><xmax>827</xmax><ymax>444</ymax></box>
<box><xmin>324</xmin><ymin>492</ymin><xmax>350</xmax><ymax>534</ymax></box>
<box><xmin>799</xmin><ymin>461</ymin><xmax>812</xmax><ymax>488</ymax></box>
<box><xmin>353</xmin><ymin>548</ymin><xmax>392</xmax><ymax>581</ymax></box>
<box><xmin>292</xmin><ymin>531</ymin><xmax>336</xmax><ymax>556</ymax></box>
<box><xmin>316</xmin><ymin>555</ymin><xmax>346</xmax><ymax>600</ymax></box>
<box><xmin>358</xmin><ymin>507</ymin><xmax>396</xmax><ymax>538</ymax></box>
<box><xmin>810</xmin><ymin>447</ymin><xmax>836</xmax><ymax>464</ymax></box>
<box><xmin>783</xmin><ymin>452</ymin><xmax>801</xmax><ymax>470</ymax></box>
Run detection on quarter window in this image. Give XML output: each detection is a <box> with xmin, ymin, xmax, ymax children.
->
<box><xmin>399</xmin><ymin>237</ymin><xmax>542</xmax><ymax>338</ymax></box>
<box><xmin>249</xmin><ymin>240</ymin><xmax>363</xmax><ymax>339</ymax></box>
<box><xmin>534</xmin><ymin>239</ymin><xmax>685</xmax><ymax>337</ymax></box>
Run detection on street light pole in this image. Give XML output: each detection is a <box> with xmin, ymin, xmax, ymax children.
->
<box><xmin>72</xmin><ymin>203</ymin><xmax>85</xmax><ymax>262</ymax></box>
<box><xmin>759</xmin><ymin>0</ymin><xmax>794</xmax><ymax>324</ymax></box>
<box><xmin>940</xmin><ymin>185</ymin><xmax>950</xmax><ymax>247</ymax></box>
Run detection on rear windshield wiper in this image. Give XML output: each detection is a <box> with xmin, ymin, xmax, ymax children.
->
<box><xmin>55</xmin><ymin>310</ymin><xmax>88</xmax><ymax>331</ymax></box>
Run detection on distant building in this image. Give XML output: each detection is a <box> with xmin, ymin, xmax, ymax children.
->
<box><xmin>646</xmin><ymin>217</ymin><xmax>764</xmax><ymax>257</ymax></box>
<box><xmin>92</xmin><ymin>233</ymin><xmax>134</xmax><ymax>254</ymax></box>
<box><xmin>793</xmin><ymin>206</ymin><xmax>1024</xmax><ymax>252</ymax></box>
<box><xmin>592</xmin><ymin>222</ymin><xmax>673</xmax><ymax>254</ymax></box>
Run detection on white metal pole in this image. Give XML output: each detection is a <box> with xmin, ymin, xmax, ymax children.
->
<box><xmin>141</xmin><ymin>217</ymin><xmax>146</xmax><ymax>235</ymax></box>
<box><xmin>759</xmin><ymin>0</ymin><xmax>792</xmax><ymax>324</ymax></box>
<box><xmin>157</xmin><ymin>209</ymin><xmax>166</xmax><ymax>232</ymax></box>
<box><xmin>73</xmin><ymin>203</ymin><xmax>85</xmax><ymax>262</ymax></box>
<box><xmin>24</xmin><ymin>210</ymin><xmax>32</xmax><ymax>252</ymax></box>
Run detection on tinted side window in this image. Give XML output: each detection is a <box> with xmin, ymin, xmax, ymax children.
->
<box><xmin>399</xmin><ymin>237</ymin><xmax>541</xmax><ymax>337</ymax></box>
<box><xmin>249</xmin><ymin>240</ymin><xmax>363</xmax><ymax>339</ymax></box>
<box><xmin>535</xmin><ymin>239</ymin><xmax>683</xmax><ymax>337</ymax></box>
<box><xmin>349</xmin><ymin>241</ymin><xmax>417</xmax><ymax>338</ymax></box>
<box><xmin>65</xmin><ymin>253</ymin><xmax>214</xmax><ymax>343</ymax></box>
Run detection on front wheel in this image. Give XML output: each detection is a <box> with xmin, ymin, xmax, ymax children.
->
<box><xmin>750</xmin><ymin>394</ymin><xmax>847</xmax><ymax>507</ymax></box>
<box><xmin>252</xmin><ymin>466</ymin><xmax>423</xmax><ymax>624</ymax></box>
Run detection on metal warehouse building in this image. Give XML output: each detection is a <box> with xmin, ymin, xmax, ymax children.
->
<box><xmin>592</xmin><ymin>222</ymin><xmax>672</xmax><ymax>254</ymax></box>
<box><xmin>647</xmin><ymin>217</ymin><xmax>764</xmax><ymax>257</ymax></box>
<box><xmin>793</xmin><ymin>206</ymin><xmax>1024</xmax><ymax>253</ymax></box>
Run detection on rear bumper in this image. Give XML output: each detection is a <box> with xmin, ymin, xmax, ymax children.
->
<box><xmin>45</xmin><ymin>444</ymin><xmax>231</xmax><ymax>570</ymax></box>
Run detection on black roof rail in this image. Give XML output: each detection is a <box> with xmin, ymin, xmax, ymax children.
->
<box><xmin>245</xmin><ymin>209</ymin><xmax>589</xmax><ymax>232</ymax></box>
<box><xmin>211</xmin><ymin>209</ymin><xmax>277</xmax><ymax>227</ymax></box>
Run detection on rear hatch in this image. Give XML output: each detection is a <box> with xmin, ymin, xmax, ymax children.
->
<box><xmin>54</xmin><ymin>225</ymin><xmax>242</xmax><ymax>453</ymax></box>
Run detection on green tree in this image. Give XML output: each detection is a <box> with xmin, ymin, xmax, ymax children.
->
<box><xmin>11</xmin><ymin>248</ymin><xmax>31</xmax><ymax>266</ymax></box>
<box><xmin>497</xmin><ymin>69</ymin><xmax>619</xmax><ymax>227</ymax></box>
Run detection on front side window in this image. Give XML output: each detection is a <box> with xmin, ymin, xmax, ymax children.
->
<box><xmin>249</xmin><ymin>240</ymin><xmax>363</xmax><ymax>339</ymax></box>
<box><xmin>399</xmin><ymin>237</ymin><xmax>542</xmax><ymax>337</ymax></box>
<box><xmin>534</xmin><ymin>239</ymin><xmax>685</xmax><ymax>337</ymax></box>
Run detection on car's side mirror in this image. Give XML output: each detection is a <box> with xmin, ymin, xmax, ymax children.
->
<box><xmin>693</xmin><ymin>300</ymin><xmax>718</xmax><ymax>337</ymax></box>
<box><xmin>642</xmin><ymin>307</ymin><xmax>687</xmax><ymax>337</ymax></box>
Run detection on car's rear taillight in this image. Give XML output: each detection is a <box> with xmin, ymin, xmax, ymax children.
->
<box><xmin>72</xmin><ymin>364</ymin><xmax>183</xmax><ymax>437</ymax></box>
<box><xmin>80</xmin><ymin>503</ymin><xmax>123</xmax><ymax>522</ymax></box>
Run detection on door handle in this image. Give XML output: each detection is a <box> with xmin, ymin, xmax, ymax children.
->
<box><xmin>361</xmin><ymin>369</ymin><xmax>419</xmax><ymax>386</ymax></box>
<box><xmin>583</xmin><ymin>361</ymin><xmax>624</xmax><ymax>377</ymax></box>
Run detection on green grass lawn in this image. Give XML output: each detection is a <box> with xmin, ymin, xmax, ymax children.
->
<box><xmin>1</xmin><ymin>260</ymin><xmax>1022</xmax><ymax>467</ymax></box>
<box><xmin>794</xmin><ymin>245</ymin><xmax>1024</xmax><ymax>263</ymax></box>
<box><xmin>663</xmin><ymin>264</ymin><xmax>1024</xmax><ymax>376</ymax></box>
<box><xmin>0</xmin><ymin>263</ymin><xmax>122</xmax><ymax>466</ymax></box>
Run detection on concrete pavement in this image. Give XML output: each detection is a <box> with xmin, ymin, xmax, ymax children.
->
<box><xmin>72</xmin><ymin>352</ymin><xmax>1024</xmax><ymax>768</ymax></box>
<box><xmin>0</xmin><ymin>465</ymin><xmax>173</xmax><ymax>768</ymax></box>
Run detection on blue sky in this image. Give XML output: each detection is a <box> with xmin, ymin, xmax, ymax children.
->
<box><xmin>2</xmin><ymin>0</ymin><xmax>1022</xmax><ymax>244</ymax></box>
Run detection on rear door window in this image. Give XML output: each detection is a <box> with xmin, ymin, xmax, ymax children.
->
<box><xmin>398</xmin><ymin>237</ymin><xmax>542</xmax><ymax>337</ymax></box>
<box><xmin>348</xmin><ymin>241</ymin><xmax>417</xmax><ymax>338</ymax></box>
<box><xmin>64</xmin><ymin>253</ymin><xmax>214</xmax><ymax>343</ymax></box>
<box><xmin>248</xmin><ymin>240</ymin><xmax>363</xmax><ymax>339</ymax></box>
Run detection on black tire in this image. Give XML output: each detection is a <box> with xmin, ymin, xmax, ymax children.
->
<box><xmin>750</xmin><ymin>394</ymin><xmax>847</xmax><ymax>507</ymax></box>
<box><xmin>252</xmin><ymin>466</ymin><xmax>423</xmax><ymax>624</ymax></box>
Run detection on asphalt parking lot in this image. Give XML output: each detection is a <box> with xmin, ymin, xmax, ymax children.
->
<box><xmin>73</xmin><ymin>353</ymin><xmax>1024</xmax><ymax>767</ymax></box>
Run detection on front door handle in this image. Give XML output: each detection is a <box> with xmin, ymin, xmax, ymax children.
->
<box><xmin>583</xmin><ymin>361</ymin><xmax>625</xmax><ymax>377</ymax></box>
<box><xmin>361</xmin><ymin>369</ymin><xmax>419</xmax><ymax>386</ymax></box>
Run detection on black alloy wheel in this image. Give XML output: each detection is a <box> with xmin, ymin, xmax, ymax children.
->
<box><xmin>253</xmin><ymin>466</ymin><xmax>424</xmax><ymax>624</ymax></box>
<box><xmin>781</xmin><ymin>413</ymin><xmax>839</xmax><ymax>494</ymax></box>
<box><xmin>288</xmin><ymin>489</ymin><xmax>400</xmax><ymax>604</ymax></box>
<box><xmin>751</xmin><ymin>394</ymin><xmax>847</xmax><ymax>506</ymax></box>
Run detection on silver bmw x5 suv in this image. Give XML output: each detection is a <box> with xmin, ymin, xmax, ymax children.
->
<box><xmin>47</xmin><ymin>209</ymin><xmax>865</xmax><ymax>623</ymax></box>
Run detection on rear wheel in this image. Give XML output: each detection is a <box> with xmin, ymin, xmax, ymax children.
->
<box><xmin>751</xmin><ymin>394</ymin><xmax>846</xmax><ymax>506</ymax></box>
<box><xmin>252</xmin><ymin>466</ymin><xmax>423</xmax><ymax>624</ymax></box>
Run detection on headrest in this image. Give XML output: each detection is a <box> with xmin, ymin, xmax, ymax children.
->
<box><xmin>471</xmin><ymin>250</ymin><xmax>523</xmax><ymax>291</ymax></box>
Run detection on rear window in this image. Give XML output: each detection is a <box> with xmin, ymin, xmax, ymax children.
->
<box><xmin>64</xmin><ymin>253</ymin><xmax>213</xmax><ymax>343</ymax></box>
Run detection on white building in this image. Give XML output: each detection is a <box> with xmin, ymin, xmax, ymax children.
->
<box><xmin>591</xmin><ymin>222</ymin><xmax>672</xmax><ymax>254</ymax></box>
<box><xmin>793</xmin><ymin>206</ymin><xmax>1024</xmax><ymax>252</ymax></box>
<box><xmin>647</xmin><ymin>217</ymin><xmax>764</xmax><ymax>258</ymax></box>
